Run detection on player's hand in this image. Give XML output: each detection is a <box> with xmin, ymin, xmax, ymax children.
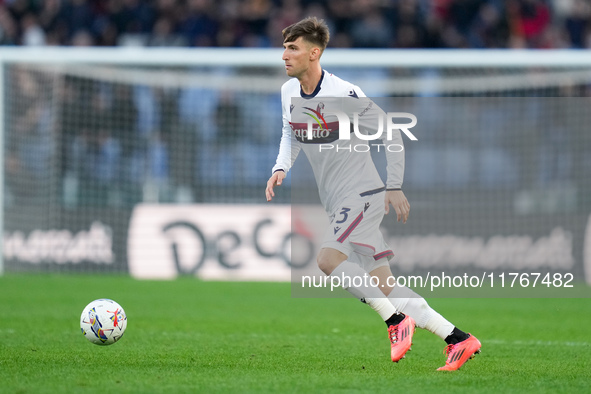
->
<box><xmin>385</xmin><ymin>190</ymin><xmax>410</xmax><ymax>223</ymax></box>
<box><xmin>265</xmin><ymin>170</ymin><xmax>286</xmax><ymax>201</ymax></box>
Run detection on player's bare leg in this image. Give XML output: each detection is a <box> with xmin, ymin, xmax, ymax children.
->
<box><xmin>369</xmin><ymin>263</ymin><xmax>481</xmax><ymax>370</ymax></box>
<box><xmin>318</xmin><ymin>248</ymin><xmax>414</xmax><ymax>362</ymax></box>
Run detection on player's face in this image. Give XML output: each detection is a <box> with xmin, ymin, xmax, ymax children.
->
<box><xmin>282</xmin><ymin>37</ymin><xmax>315</xmax><ymax>79</ymax></box>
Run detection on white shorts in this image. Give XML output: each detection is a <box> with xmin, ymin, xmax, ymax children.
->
<box><xmin>321</xmin><ymin>190</ymin><xmax>393</xmax><ymax>273</ymax></box>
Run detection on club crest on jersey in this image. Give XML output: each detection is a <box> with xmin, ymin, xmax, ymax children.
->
<box><xmin>290</xmin><ymin>102</ymin><xmax>341</xmax><ymax>144</ymax></box>
<box><xmin>303</xmin><ymin>103</ymin><xmax>328</xmax><ymax>130</ymax></box>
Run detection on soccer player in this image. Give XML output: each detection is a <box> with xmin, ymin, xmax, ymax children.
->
<box><xmin>265</xmin><ymin>17</ymin><xmax>481</xmax><ymax>371</ymax></box>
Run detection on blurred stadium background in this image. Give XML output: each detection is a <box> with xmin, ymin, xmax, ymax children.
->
<box><xmin>0</xmin><ymin>0</ymin><xmax>590</xmax><ymax>287</ymax></box>
<box><xmin>1</xmin><ymin>1</ymin><xmax>591</xmax><ymax>392</ymax></box>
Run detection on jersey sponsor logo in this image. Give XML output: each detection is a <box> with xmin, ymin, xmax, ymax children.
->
<box><xmin>290</xmin><ymin>122</ymin><xmax>339</xmax><ymax>143</ymax></box>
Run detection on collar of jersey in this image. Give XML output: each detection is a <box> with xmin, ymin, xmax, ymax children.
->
<box><xmin>300</xmin><ymin>70</ymin><xmax>324</xmax><ymax>99</ymax></box>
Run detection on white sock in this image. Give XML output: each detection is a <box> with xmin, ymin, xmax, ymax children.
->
<box><xmin>330</xmin><ymin>261</ymin><xmax>397</xmax><ymax>321</ymax></box>
<box><xmin>388</xmin><ymin>285</ymin><xmax>454</xmax><ymax>340</ymax></box>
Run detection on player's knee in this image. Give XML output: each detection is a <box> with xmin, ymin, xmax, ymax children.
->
<box><xmin>407</xmin><ymin>296</ymin><xmax>430</xmax><ymax>312</ymax></box>
<box><xmin>317</xmin><ymin>248</ymin><xmax>348</xmax><ymax>275</ymax></box>
<box><xmin>317</xmin><ymin>254</ymin><xmax>335</xmax><ymax>275</ymax></box>
<box><xmin>317</xmin><ymin>253</ymin><xmax>344</xmax><ymax>275</ymax></box>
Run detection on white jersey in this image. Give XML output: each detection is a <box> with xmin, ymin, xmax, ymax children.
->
<box><xmin>272</xmin><ymin>70</ymin><xmax>405</xmax><ymax>215</ymax></box>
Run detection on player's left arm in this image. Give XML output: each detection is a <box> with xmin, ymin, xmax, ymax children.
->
<box><xmin>383</xmin><ymin>122</ymin><xmax>409</xmax><ymax>223</ymax></box>
<box><xmin>381</xmin><ymin>111</ymin><xmax>408</xmax><ymax>223</ymax></box>
<box><xmin>348</xmin><ymin>86</ymin><xmax>409</xmax><ymax>223</ymax></box>
<box><xmin>385</xmin><ymin>189</ymin><xmax>410</xmax><ymax>223</ymax></box>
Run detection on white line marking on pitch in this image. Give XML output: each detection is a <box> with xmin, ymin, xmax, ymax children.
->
<box><xmin>485</xmin><ymin>339</ymin><xmax>589</xmax><ymax>347</ymax></box>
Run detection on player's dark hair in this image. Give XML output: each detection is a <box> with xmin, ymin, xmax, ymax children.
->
<box><xmin>282</xmin><ymin>17</ymin><xmax>330</xmax><ymax>53</ymax></box>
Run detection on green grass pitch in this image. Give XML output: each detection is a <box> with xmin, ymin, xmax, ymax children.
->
<box><xmin>0</xmin><ymin>274</ymin><xmax>589</xmax><ymax>393</ymax></box>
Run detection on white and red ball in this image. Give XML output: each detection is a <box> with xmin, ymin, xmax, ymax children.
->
<box><xmin>80</xmin><ymin>299</ymin><xmax>127</xmax><ymax>345</ymax></box>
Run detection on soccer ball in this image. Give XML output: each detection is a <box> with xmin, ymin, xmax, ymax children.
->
<box><xmin>80</xmin><ymin>299</ymin><xmax>127</xmax><ymax>346</ymax></box>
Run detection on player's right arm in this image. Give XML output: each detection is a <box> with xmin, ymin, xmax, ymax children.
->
<box><xmin>266</xmin><ymin>169</ymin><xmax>286</xmax><ymax>201</ymax></box>
<box><xmin>266</xmin><ymin>86</ymin><xmax>301</xmax><ymax>201</ymax></box>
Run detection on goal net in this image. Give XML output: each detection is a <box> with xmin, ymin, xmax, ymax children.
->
<box><xmin>1</xmin><ymin>48</ymin><xmax>590</xmax><ymax>288</ymax></box>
